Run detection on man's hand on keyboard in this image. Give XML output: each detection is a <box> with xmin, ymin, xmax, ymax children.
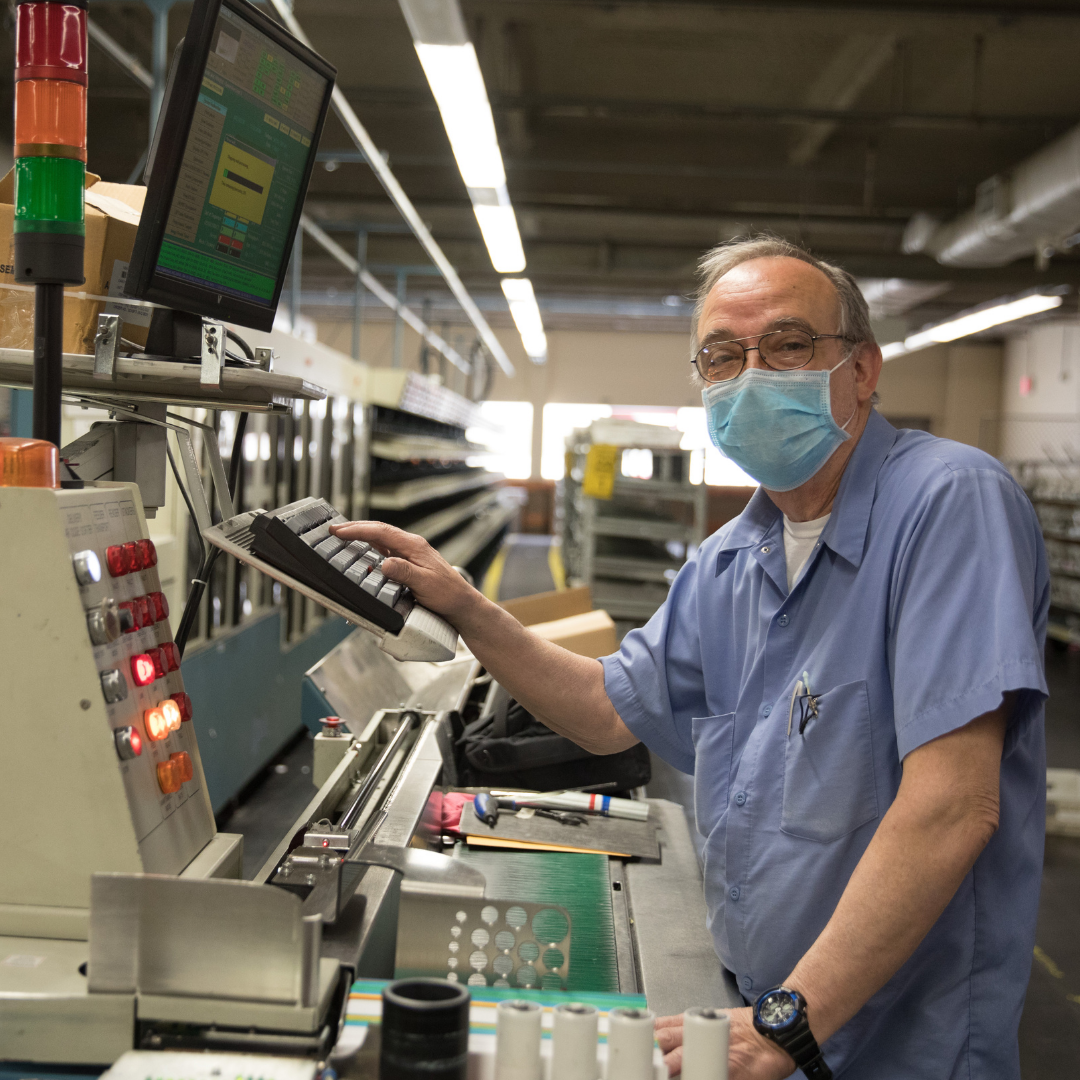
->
<box><xmin>329</xmin><ymin>521</ymin><xmax>479</xmax><ymax>623</ymax></box>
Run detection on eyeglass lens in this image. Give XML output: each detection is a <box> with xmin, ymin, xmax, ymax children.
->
<box><xmin>696</xmin><ymin>329</ymin><xmax>816</xmax><ymax>382</ymax></box>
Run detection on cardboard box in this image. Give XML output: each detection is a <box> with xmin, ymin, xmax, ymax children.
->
<box><xmin>0</xmin><ymin>169</ymin><xmax>149</xmax><ymax>354</ymax></box>
<box><xmin>527</xmin><ymin>609</ymin><xmax>618</xmax><ymax>660</ymax></box>
<box><xmin>500</xmin><ymin>585</ymin><xmax>593</xmax><ymax>627</ymax></box>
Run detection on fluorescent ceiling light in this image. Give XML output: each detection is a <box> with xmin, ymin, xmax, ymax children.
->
<box><xmin>415</xmin><ymin>43</ymin><xmax>505</xmax><ymax>188</ymax></box>
<box><xmin>475</xmin><ymin>204</ymin><xmax>526</xmax><ymax>274</ymax></box>
<box><xmin>502</xmin><ymin>277</ymin><xmax>547</xmax><ymax>362</ymax></box>
<box><xmin>881</xmin><ymin>292</ymin><xmax>1064</xmax><ymax>360</ymax></box>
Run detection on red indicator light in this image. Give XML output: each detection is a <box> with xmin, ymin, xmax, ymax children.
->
<box><xmin>137</xmin><ymin>539</ymin><xmax>157</xmax><ymax>568</ymax></box>
<box><xmin>130</xmin><ymin>653</ymin><xmax>155</xmax><ymax>686</ymax></box>
<box><xmin>128</xmin><ymin>728</ymin><xmax>142</xmax><ymax>756</ymax></box>
<box><xmin>170</xmin><ymin>751</ymin><xmax>193</xmax><ymax>784</ymax></box>
<box><xmin>15</xmin><ymin>4</ymin><xmax>89</xmax><ymax>85</ymax></box>
<box><xmin>148</xmin><ymin>648</ymin><xmax>166</xmax><ymax>680</ymax></box>
<box><xmin>160</xmin><ymin>642</ymin><xmax>180</xmax><ymax>672</ymax></box>
<box><xmin>144</xmin><ymin>706</ymin><xmax>169</xmax><ymax>741</ymax></box>
<box><xmin>171</xmin><ymin>692</ymin><xmax>192</xmax><ymax>722</ymax></box>
<box><xmin>160</xmin><ymin>698</ymin><xmax>182</xmax><ymax>732</ymax></box>
<box><xmin>105</xmin><ymin>544</ymin><xmax>131</xmax><ymax>577</ymax></box>
<box><xmin>148</xmin><ymin>591</ymin><xmax>169</xmax><ymax>622</ymax></box>
<box><xmin>123</xmin><ymin>541</ymin><xmax>144</xmax><ymax>572</ymax></box>
<box><xmin>156</xmin><ymin>760</ymin><xmax>182</xmax><ymax>794</ymax></box>
<box><xmin>322</xmin><ymin>839</ymin><xmax>329</xmax><ymax>848</ymax></box>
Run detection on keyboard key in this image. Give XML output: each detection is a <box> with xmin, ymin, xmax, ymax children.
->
<box><xmin>329</xmin><ymin>545</ymin><xmax>361</xmax><ymax>572</ymax></box>
<box><xmin>360</xmin><ymin>571</ymin><xmax>386</xmax><ymax>596</ymax></box>
<box><xmin>378</xmin><ymin>581</ymin><xmax>403</xmax><ymax>606</ymax></box>
<box><xmin>345</xmin><ymin>563</ymin><xmax>370</xmax><ymax>586</ymax></box>
<box><xmin>301</xmin><ymin>522</ymin><xmax>332</xmax><ymax>548</ymax></box>
<box><xmin>314</xmin><ymin>536</ymin><xmax>347</xmax><ymax>560</ymax></box>
<box><xmin>359</xmin><ymin>549</ymin><xmax>382</xmax><ymax>569</ymax></box>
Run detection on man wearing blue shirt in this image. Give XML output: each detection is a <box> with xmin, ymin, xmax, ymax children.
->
<box><xmin>334</xmin><ymin>238</ymin><xmax>1048</xmax><ymax>1079</ymax></box>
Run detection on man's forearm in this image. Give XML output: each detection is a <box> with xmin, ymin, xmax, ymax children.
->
<box><xmin>784</xmin><ymin>707</ymin><xmax>1007</xmax><ymax>1045</ymax></box>
<box><xmin>453</xmin><ymin>590</ymin><xmax>635</xmax><ymax>755</ymax></box>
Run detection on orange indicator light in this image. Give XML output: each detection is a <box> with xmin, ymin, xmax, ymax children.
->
<box><xmin>161</xmin><ymin>698</ymin><xmax>182</xmax><ymax>732</ymax></box>
<box><xmin>156</xmin><ymin>760</ymin><xmax>182</xmax><ymax>794</ymax></box>
<box><xmin>144</xmin><ymin>706</ymin><xmax>169</xmax><ymax>741</ymax></box>
<box><xmin>170</xmin><ymin>751</ymin><xmax>193</xmax><ymax>784</ymax></box>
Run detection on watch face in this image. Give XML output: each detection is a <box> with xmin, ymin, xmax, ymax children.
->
<box><xmin>757</xmin><ymin>990</ymin><xmax>798</xmax><ymax>1030</ymax></box>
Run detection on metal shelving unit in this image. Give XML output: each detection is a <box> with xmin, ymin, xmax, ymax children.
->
<box><xmin>563</xmin><ymin>423</ymin><xmax>707</xmax><ymax>626</ymax></box>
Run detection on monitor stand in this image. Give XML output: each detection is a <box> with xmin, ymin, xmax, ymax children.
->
<box><xmin>145</xmin><ymin>307</ymin><xmax>204</xmax><ymax>361</ymax></box>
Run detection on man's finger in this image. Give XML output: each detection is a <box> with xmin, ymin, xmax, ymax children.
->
<box><xmin>663</xmin><ymin>1046</ymin><xmax>683</xmax><ymax>1077</ymax></box>
<box><xmin>331</xmin><ymin>520</ymin><xmax>428</xmax><ymax>557</ymax></box>
<box><xmin>654</xmin><ymin>1014</ymin><xmax>683</xmax><ymax>1029</ymax></box>
<box><xmin>654</xmin><ymin>1026</ymin><xmax>681</xmax><ymax>1052</ymax></box>
<box><xmin>380</xmin><ymin>557</ymin><xmax>416</xmax><ymax>585</ymax></box>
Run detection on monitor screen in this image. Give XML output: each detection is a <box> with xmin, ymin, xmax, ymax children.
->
<box><xmin>126</xmin><ymin>0</ymin><xmax>335</xmax><ymax>332</ymax></box>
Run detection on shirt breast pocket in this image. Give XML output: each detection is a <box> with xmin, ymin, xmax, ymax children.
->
<box><xmin>691</xmin><ymin>712</ymin><xmax>736</xmax><ymax>839</ymax></box>
<box><xmin>781</xmin><ymin>679</ymin><xmax>879</xmax><ymax>844</ymax></box>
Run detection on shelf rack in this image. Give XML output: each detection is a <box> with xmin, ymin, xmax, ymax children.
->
<box><xmin>562</xmin><ymin>424</ymin><xmax>707</xmax><ymax>627</ymax></box>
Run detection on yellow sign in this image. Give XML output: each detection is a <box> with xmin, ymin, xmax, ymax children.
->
<box><xmin>209</xmin><ymin>138</ymin><xmax>275</xmax><ymax>225</ymax></box>
<box><xmin>582</xmin><ymin>444</ymin><xmax>619</xmax><ymax>499</ymax></box>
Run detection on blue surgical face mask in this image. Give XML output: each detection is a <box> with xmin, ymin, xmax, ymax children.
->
<box><xmin>702</xmin><ymin>356</ymin><xmax>855</xmax><ymax>492</ymax></box>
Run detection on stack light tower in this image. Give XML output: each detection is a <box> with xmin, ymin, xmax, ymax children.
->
<box><xmin>13</xmin><ymin>0</ymin><xmax>88</xmax><ymax>449</ymax></box>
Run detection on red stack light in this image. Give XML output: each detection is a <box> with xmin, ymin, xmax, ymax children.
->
<box><xmin>15</xmin><ymin>2</ymin><xmax>88</xmax><ymax>84</ymax></box>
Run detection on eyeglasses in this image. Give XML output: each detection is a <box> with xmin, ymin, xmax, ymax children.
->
<box><xmin>692</xmin><ymin>329</ymin><xmax>851</xmax><ymax>383</ymax></box>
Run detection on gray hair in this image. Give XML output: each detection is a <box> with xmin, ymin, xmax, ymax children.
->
<box><xmin>690</xmin><ymin>235</ymin><xmax>876</xmax><ymax>358</ymax></box>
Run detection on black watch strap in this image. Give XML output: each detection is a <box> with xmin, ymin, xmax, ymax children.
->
<box><xmin>780</xmin><ymin>1024</ymin><xmax>832</xmax><ymax>1078</ymax></box>
<box><xmin>799</xmin><ymin>1052</ymin><xmax>833</xmax><ymax>1080</ymax></box>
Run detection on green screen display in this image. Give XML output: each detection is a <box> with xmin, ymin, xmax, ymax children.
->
<box><xmin>156</xmin><ymin>5</ymin><xmax>326</xmax><ymax>306</ymax></box>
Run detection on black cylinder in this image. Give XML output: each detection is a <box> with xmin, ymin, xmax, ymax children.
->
<box><xmin>379</xmin><ymin>978</ymin><xmax>470</xmax><ymax>1080</ymax></box>
<box><xmin>33</xmin><ymin>282</ymin><xmax>64</xmax><ymax>448</ymax></box>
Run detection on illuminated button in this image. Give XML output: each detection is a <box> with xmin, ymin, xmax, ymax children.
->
<box><xmin>171</xmin><ymin>692</ymin><xmax>192</xmax><ymax>722</ymax></box>
<box><xmin>114</xmin><ymin>726</ymin><xmax>142</xmax><ymax>760</ymax></box>
<box><xmin>170</xmin><ymin>751</ymin><xmax>193</xmax><ymax>783</ymax></box>
<box><xmin>86</xmin><ymin>598</ymin><xmax>121</xmax><ymax>645</ymax></box>
<box><xmin>130</xmin><ymin>653</ymin><xmax>156</xmax><ymax>686</ymax></box>
<box><xmin>123</xmin><ymin>541</ymin><xmax>144</xmax><ymax>572</ymax></box>
<box><xmin>160</xmin><ymin>698</ymin><xmax>182</xmax><ymax>732</ymax></box>
<box><xmin>160</xmin><ymin>642</ymin><xmax>181</xmax><ymax>672</ymax></box>
<box><xmin>156</xmin><ymin>759</ymin><xmax>182</xmax><ymax>794</ymax></box>
<box><xmin>71</xmin><ymin>549</ymin><xmax>101</xmax><ymax>586</ymax></box>
<box><xmin>100</xmin><ymin>668</ymin><xmax>128</xmax><ymax>704</ymax></box>
<box><xmin>144</xmin><ymin>705</ymin><xmax>169</xmax><ymax>741</ymax></box>
<box><xmin>105</xmin><ymin>544</ymin><xmax>132</xmax><ymax>577</ymax></box>
<box><xmin>148</xmin><ymin>591</ymin><xmax>169</xmax><ymax>622</ymax></box>
<box><xmin>137</xmin><ymin>539</ymin><xmax>157</xmax><ymax>568</ymax></box>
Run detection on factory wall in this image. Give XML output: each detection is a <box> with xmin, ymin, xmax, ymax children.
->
<box><xmin>317</xmin><ymin>318</ymin><xmax>1004</xmax><ymax>477</ymax></box>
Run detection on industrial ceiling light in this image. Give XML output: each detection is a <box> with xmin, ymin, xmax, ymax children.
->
<box><xmin>880</xmin><ymin>292</ymin><xmax>1065</xmax><ymax>360</ymax></box>
<box><xmin>502</xmin><ymin>278</ymin><xmax>547</xmax><ymax>364</ymax></box>
<box><xmin>400</xmin><ymin>0</ymin><xmax>526</xmax><ymax>274</ymax></box>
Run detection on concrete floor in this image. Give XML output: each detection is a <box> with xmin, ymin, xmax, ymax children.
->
<box><xmin>220</xmin><ymin>644</ymin><xmax>1080</xmax><ymax>1072</ymax></box>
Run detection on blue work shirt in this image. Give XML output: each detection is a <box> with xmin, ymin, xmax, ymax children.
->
<box><xmin>602</xmin><ymin>410</ymin><xmax>1049</xmax><ymax>1079</ymax></box>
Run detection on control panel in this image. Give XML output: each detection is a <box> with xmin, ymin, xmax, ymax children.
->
<box><xmin>62</xmin><ymin>486</ymin><xmax>215</xmax><ymax>871</ymax></box>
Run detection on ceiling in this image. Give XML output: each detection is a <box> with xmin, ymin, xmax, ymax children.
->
<box><xmin>6</xmin><ymin>0</ymin><xmax>1080</xmax><ymax>345</ymax></box>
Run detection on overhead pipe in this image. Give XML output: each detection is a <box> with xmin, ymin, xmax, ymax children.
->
<box><xmin>904</xmin><ymin>121</ymin><xmax>1080</xmax><ymax>268</ymax></box>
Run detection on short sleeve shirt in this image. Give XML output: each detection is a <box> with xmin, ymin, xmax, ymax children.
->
<box><xmin>602</xmin><ymin>411</ymin><xmax>1049</xmax><ymax>1080</ymax></box>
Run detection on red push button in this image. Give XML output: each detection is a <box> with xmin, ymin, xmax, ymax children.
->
<box><xmin>148</xmin><ymin>648</ymin><xmax>166</xmax><ymax>680</ymax></box>
<box><xmin>160</xmin><ymin>642</ymin><xmax>180</xmax><ymax>672</ymax></box>
<box><xmin>135</xmin><ymin>596</ymin><xmax>152</xmax><ymax>628</ymax></box>
<box><xmin>148</xmin><ymin>591</ymin><xmax>169</xmax><ymax>622</ymax></box>
<box><xmin>137</xmin><ymin>539</ymin><xmax>157</xmax><ymax>568</ymax></box>
<box><xmin>118</xmin><ymin>600</ymin><xmax>140</xmax><ymax>632</ymax></box>
<box><xmin>105</xmin><ymin>544</ymin><xmax>132</xmax><ymax>577</ymax></box>
<box><xmin>130</xmin><ymin>653</ymin><xmax>156</xmax><ymax>686</ymax></box>
<box><xmin>123</xmin><ymin>541</ymin><xmax>144</xmax><ymax>572</ymax></box>
<box><xmin>171</xmin><ymin>692</ymin><xmax>192</xmax><ymax>722</ymax></box>
<box><xmin>170</xmin><ymin>751</ymin><xmax>193</xmax><ymax>784</ymax></box>
<box><xmin>156</xmin><ymin>759</ymin><xmax>182</xmax><ymax>794</ymax></box>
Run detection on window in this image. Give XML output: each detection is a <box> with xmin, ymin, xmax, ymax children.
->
<box><xmin>540</xmin><ymin>403</ymin><xmax>613</xmax><ymax>479</ymax></box>
<box><xmin>469</xmin><ymin>401</ymin><xmax>533</xmax><ymax>479</ymax></box>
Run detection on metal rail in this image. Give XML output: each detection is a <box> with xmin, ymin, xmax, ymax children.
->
<box><xmin>339</xmin><ymin>710</ymin><xmax>420</xmax><ymax>830</ymax></box>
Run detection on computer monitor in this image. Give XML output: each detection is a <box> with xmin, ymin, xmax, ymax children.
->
<box><xmin>125</xmin><ymin>0</ymin><xmax>335</xmax><ymax>341</ymax></box>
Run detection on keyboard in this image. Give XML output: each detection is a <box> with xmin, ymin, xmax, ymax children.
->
<box><xmin>201</xmin><ymin>497</ymin><xmax>459</xmax><ymax>663</ymax></box>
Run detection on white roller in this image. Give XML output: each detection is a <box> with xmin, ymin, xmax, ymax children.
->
<box><xmin>551</xmin><ymin>1002</ymin><xmax>599</xmax><ymax>1080</ymax></box>
<box><xmin>496</xmin><ymin>999</ymin><xmax>543</xmax><ymax>1080</ymax></box>
<box><xmin>680</xmin><ymin>1008</ymin><xmax>729</xmax><ymax>1080</ymax></box>
<box><xmin>606</xmin><ymin>1006</ymin><xmax>656</xmax><ymax>1080</ymax></box>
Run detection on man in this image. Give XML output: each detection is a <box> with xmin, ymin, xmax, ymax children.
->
<box><xmin>332</xmin><ymin>238</ymin><xmax>1048</xmax><ymax>1079</ymax></box>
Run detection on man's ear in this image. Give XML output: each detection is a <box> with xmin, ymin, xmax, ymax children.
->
<box><xmin>854</xmin><ymin>341</ymin><xmax>883</xmax><ymax>402</ymax></box>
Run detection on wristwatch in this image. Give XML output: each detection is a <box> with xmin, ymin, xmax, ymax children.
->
<box><xmin>752</xmin><ymin>986</ymin><xmax>832</xmax><ymax>1079</ymax></box>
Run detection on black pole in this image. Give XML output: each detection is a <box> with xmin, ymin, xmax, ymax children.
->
<box><xmin>32</xmin><ymin>283</ymin><xmax>64</xmax><ymax>448</ymax></box>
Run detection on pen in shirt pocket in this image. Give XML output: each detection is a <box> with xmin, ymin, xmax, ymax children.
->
<box><xmin>787</xmin><ymin>670</ymin><xmax>820</xmax><ymax>736</ymax></box>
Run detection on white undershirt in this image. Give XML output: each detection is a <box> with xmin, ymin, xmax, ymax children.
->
<box><xmin>783</xmin><ymin>513</ymin><xmax>831</xmax><ymax>590</ymax></box>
